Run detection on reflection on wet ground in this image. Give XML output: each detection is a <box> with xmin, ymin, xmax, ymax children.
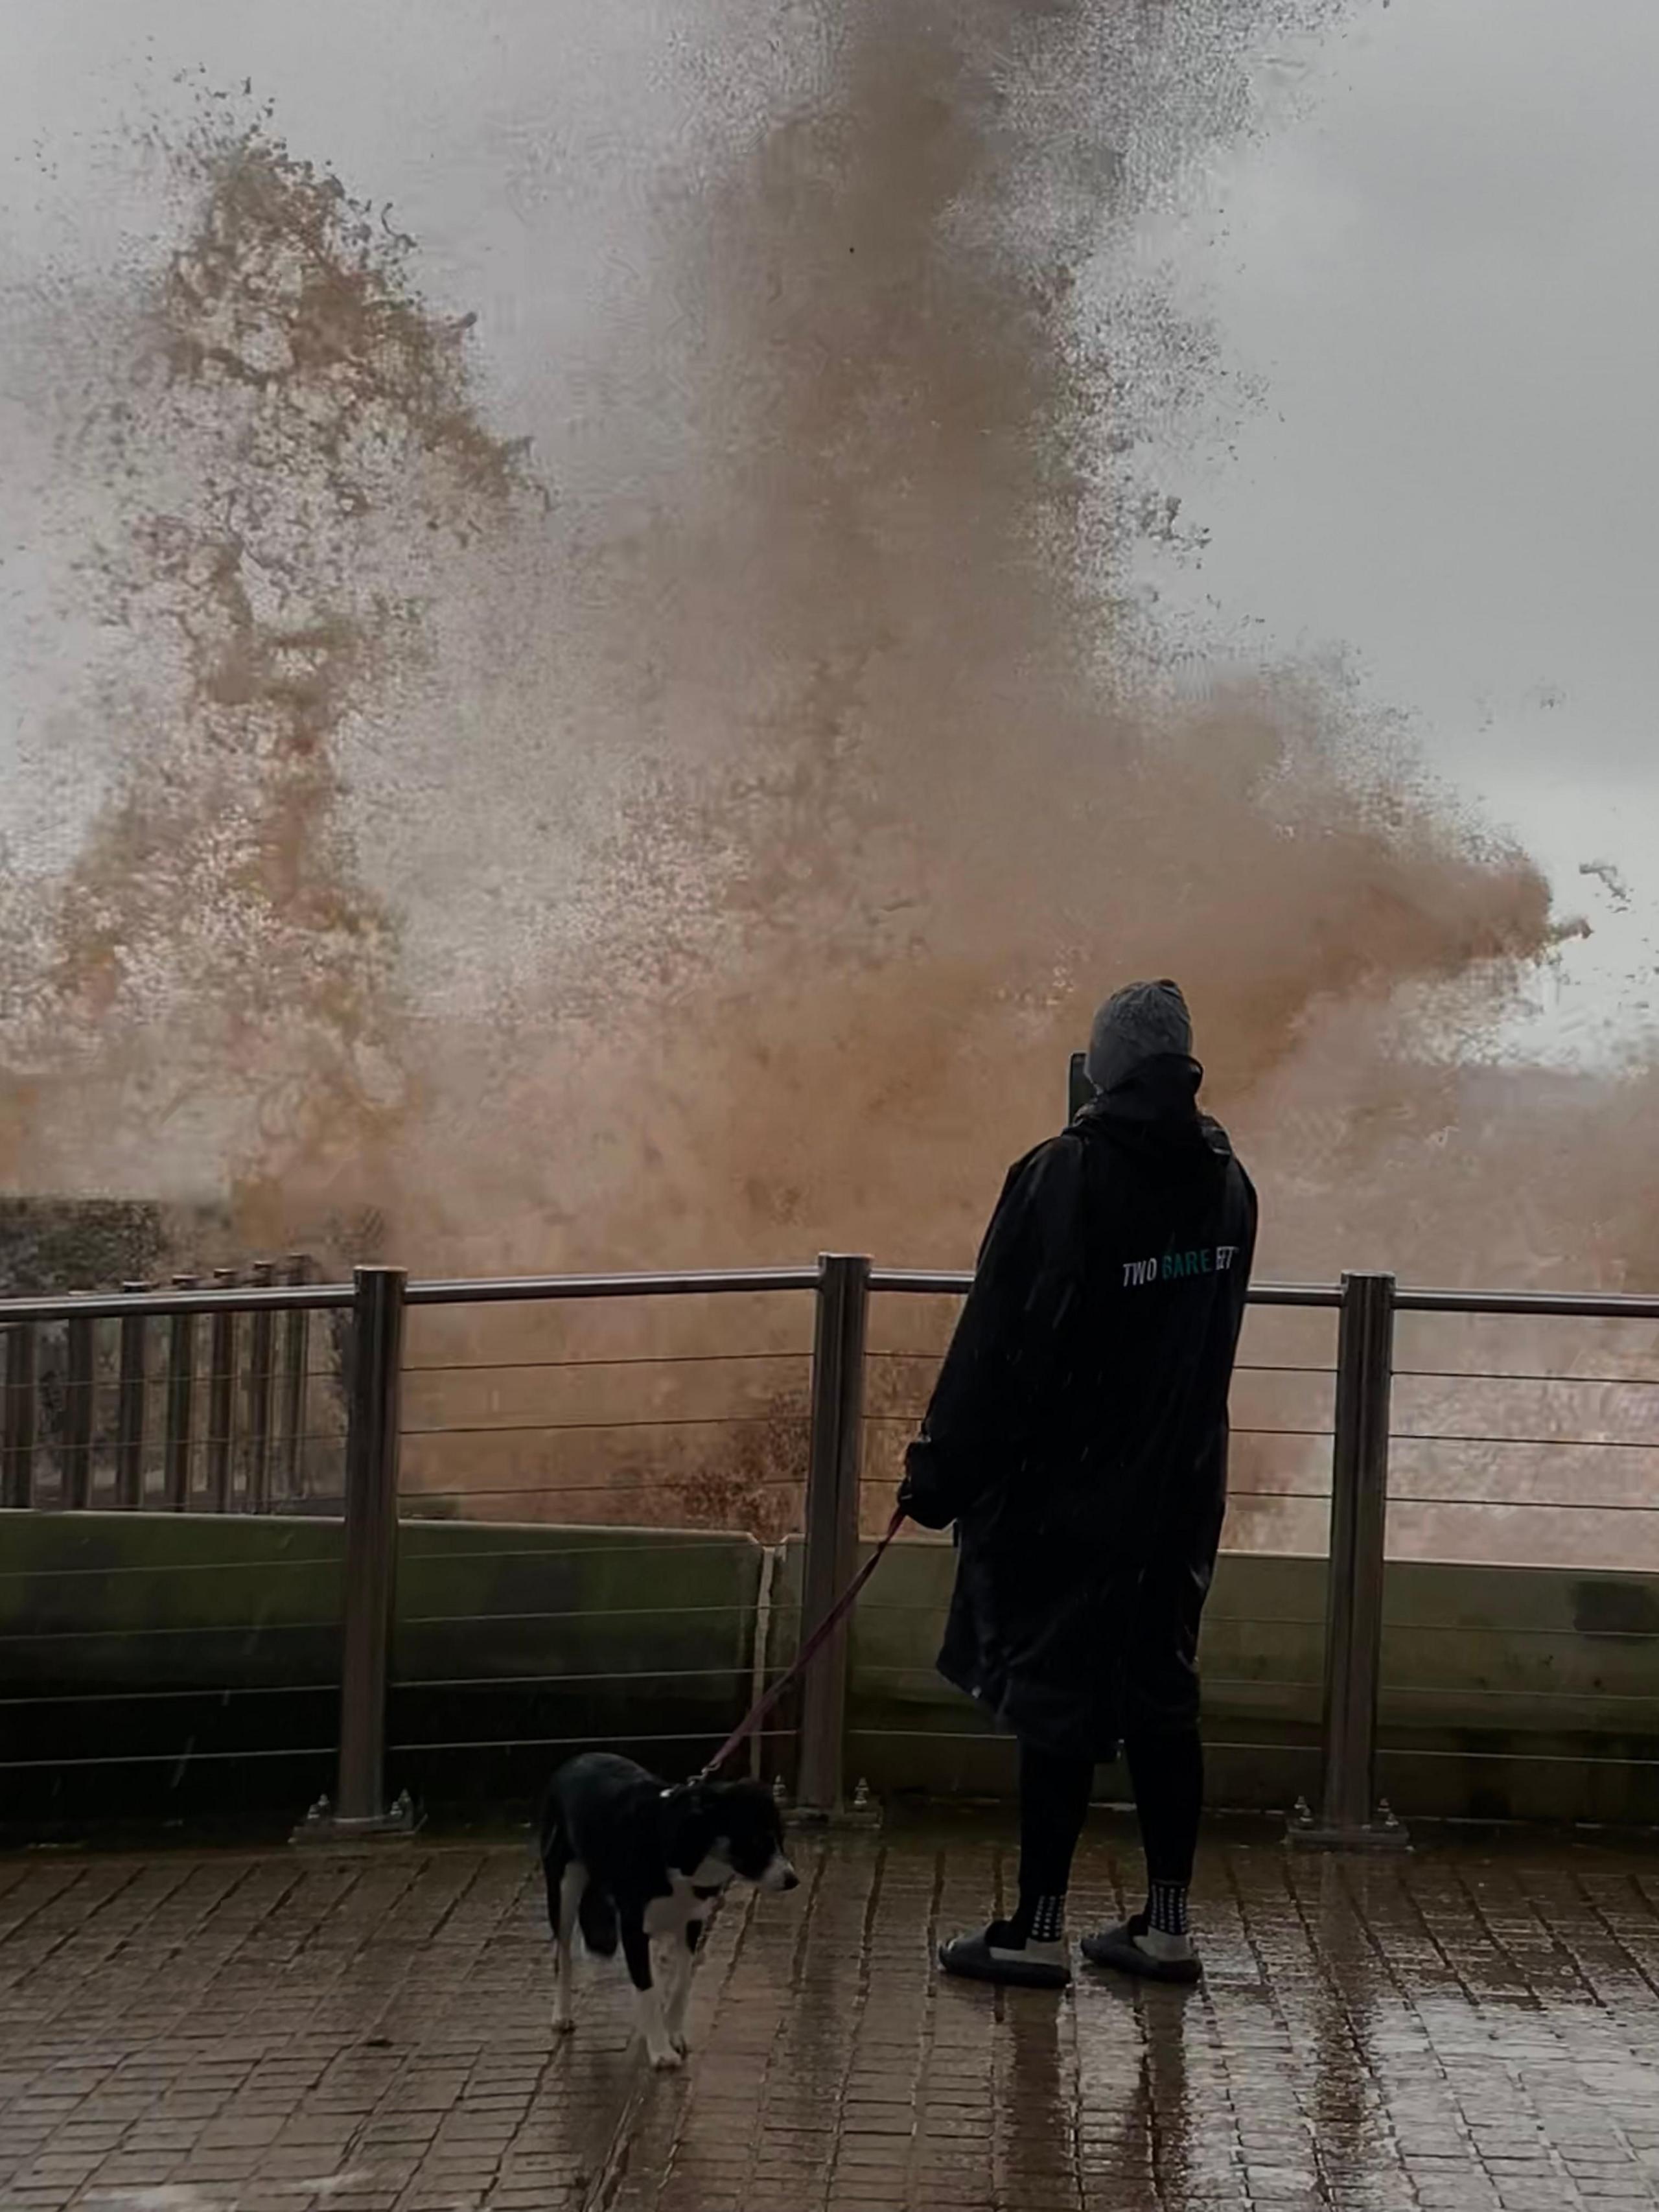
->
<box><xmin>617</xmin><ymin>1813</ymin><xmax>1659</xmax><ymax>2211</ymax></box>
<box><xmin>2</xmin><ymin>1817</ymin><xmax>1657</xmax><ymax>2208</ymax></box>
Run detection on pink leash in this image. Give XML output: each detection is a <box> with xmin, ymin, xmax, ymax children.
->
<box><xmin>697</xmin><ymin>1506</ymin><xmax>908</xmax><ymax>1782</ymax></box>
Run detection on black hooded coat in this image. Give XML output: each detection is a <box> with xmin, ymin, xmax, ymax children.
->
<box><xmin>899</xmin><ymin>1058</ymin><xmax>1258</xmax><ymax>1761</ymax></box>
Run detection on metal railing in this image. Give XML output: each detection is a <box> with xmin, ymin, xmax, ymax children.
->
<box><xmin>1</xmin><ymin>1258</ymin><xmax>336</xmax><ymax>1513</ymax></box>
<box><xmin>394</xmin><ymin>1272</ymin><xmax>815</xmax><ymax>1534</ymax></box>
<box><xmin>4</xmin><ymin>1257</ymin><xmax>1658</xmax><ymax>1841</ymax></box>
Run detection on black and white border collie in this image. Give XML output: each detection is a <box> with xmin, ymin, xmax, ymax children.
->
<box><xmin>540</xmin><ymin>1751</ymin><xmax>799</xmax><ymax>2069</ymax></box>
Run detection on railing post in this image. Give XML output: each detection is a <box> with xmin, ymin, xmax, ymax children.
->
<box><xmin>1068</xmin><ymin>1050</ymin><xmax>1093</xmax><ymax>1121</ymax></box>
<box><xmin>246</xmin><ymin>1261</ymin><xmax>276</xmax><ymax>1512</ymax></box>
<box><xmin>117</xmin><ymin>1285</ymin><xmax>151</xmax><ymax>1509</ymax></box>
<box><xmin>3</xmin><ymin>1324</ymin><xmax>37</xmax><ymax>1509</ymax></box>
<box><xmin>795</xmin><ymin>1253</ymin><xmax>872</xmax><ymax>1817</ymax></box>
<box><xmin>278</xmin><ymin>1255</ymin><xmax>311</xmax><ymax>1503</ymax></box>
<box><xmin>63</xmin><ymin>1305</ymin><xmax>95</xmax><ymax>1509</ymax></box>
<box><xmin>165</xmin><ymin>1277</ymin><xmax>199</xmax><ymax>1510</ymax></box>
<box><xmin>297</xmin><ymin>1264</ymin><xmax>415</xmax><ymax>1840</ymax></box>
<box><xmin>207</xmin><ymin>1269</ymin><xmax>239</xmax><ymax>1512</ymax></box>
<box><xmin>1290</xmin><ymin>1270</ymin><xmax>1408</xmax><ymax>1851</ymax></box>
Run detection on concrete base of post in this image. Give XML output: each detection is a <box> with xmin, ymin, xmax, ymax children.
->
<box><xmin>290</xmin><ymin>1789</ymin><xmax>423</xmax><ymax>1848</ymax></box>
<box><xmin>786</xmin><ymin>1777</ymin><xmax>883</xmax><ymax>1834</ymax></box>
<box><xmin>1284</xmin><ymin>1795</ymin><xmax>1410</xmax><ymax>1852</ymax></box>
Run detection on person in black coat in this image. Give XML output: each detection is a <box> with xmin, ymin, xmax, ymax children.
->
<box><xmin>898</xmin><ymin>979</ymin><xmax>1257</xmax><ymax>1988</ymax></box>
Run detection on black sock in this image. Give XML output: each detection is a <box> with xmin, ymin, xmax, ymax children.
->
<box><xmin>1146</xmin><ymin>1880</ymin><xmax>1189</xmax><ymax>1937</ymax></box>
<box><xmin>1126</xmin><ymin>1725</ymin><xmax>1203</xmax><ymax>1922</ymax></box>
<box><xmin>1010</xmin><ymin>1892</ymin><xmax>1065</xmax><ymax>1944</ymax></box>
<box><xmin>1013</xmin><ymin>1740</ymin><xmax>1093</xmax><ymax>1947</ymax></box>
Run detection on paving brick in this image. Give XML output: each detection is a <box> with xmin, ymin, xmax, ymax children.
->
<box><xmin>6</xmin><ymin>1822</ymin><xmax>1659</xmax><ymax>2207</ymax></box>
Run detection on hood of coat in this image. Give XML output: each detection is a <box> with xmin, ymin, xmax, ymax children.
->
<box><xmin>1076</xmin><ymin>1053</ymin><xmax>1235</xmax><ymax>1172</ymax></box>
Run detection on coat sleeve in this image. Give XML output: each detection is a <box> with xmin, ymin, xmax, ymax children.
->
<box><xmin>1238</xmin><ymin>1164</ymin><xmax>1260</xmax><ymax>1284</ymax></box>
<box><xmin>899</xmin><ymin>1137</ymin><xmax>1085</xmax><ymax>1529</ymax></box>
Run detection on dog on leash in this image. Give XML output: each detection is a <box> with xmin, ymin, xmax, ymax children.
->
<box><xmin>540</xmin><ymin>1751</ymin><xmax>799</xmax><ymax>2069</ymax></box>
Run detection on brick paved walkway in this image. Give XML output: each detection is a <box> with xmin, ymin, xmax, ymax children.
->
<box><xmin>4</xmin><ymin>1819</ymin><xmax>1659</xmax><ymax>2211</ymax></box>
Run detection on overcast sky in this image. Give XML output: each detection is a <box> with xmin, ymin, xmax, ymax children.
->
<box><xmin>3</xmin><ymin>0</ymin><xmax>1654</xmax><ymax>1066</ymax></box>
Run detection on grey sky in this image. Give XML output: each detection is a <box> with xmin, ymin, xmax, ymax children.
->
<box><xmin>3</xmin><ymin>0</ymin><xmax>1654</xmax><ymax>1064</ymax></box>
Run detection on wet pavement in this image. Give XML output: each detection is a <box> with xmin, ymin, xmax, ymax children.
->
<box><xmin>3</xmin><ymin>1818</ymin><xmax>1659</xmax><ymax>2211</ymax></box>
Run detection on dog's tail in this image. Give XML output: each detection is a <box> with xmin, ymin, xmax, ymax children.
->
<box><xmin>577</xmin><ymin>1886</ymin><xmax>618</xmax><ymax>1958</ymax></box>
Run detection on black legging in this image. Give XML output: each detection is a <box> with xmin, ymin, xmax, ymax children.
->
<box><xmin>1126</xmin><ymin>1725</ymin><xmax>1203</xmax><ymax>1887</ymax></box>
<box><xmin>1017</xmin><ymin>1726</ymin><xmax>1203</xmax><ymax>1907</ymax></box>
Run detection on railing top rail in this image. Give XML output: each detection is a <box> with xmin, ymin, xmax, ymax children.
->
<box><xmin>0</xmin><ymin>1265</ymin><xmax>822</xmax><ymax>1327</ymax></box>
<box><xmin>0</xmin><ymin>1263</ymin><xmax>1656</xmax><ymax>1327</ymax></box>
<box><xmin>402</xmin><ymin>1266</ymin><xmax>822</xmax><ymax>1307</ymax></box>
<box><xmin>866</xmin><ymin>1268</ymin><xmax>972</xmax><ymax>1296</ymax></box>
<box><xmin>0</xmin><ymin>1284</ymin><xmax>353</xmax><ymax>1325</ymax></box>
<box><xmin>1249</xmin><ymin>1283</ymin><xmax>1347</xmax><ymax>1310</ymax></box>
<box><xmin>1393</xmin><ymin>1287</ymin><xmax>1659</xmax><ymax>1321</ymax></box>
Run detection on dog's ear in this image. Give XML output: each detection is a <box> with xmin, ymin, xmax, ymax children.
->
<box><xmin>707</xmin><ymin>1778</ymin><xmax>765</xmax><ymax>1811</ymax></box>
<box><xmin>662</xmin><ymin>1785</ymin><xmax>723</xmax><ymax>1873</ymax></box>
<box><xmin>717</xmin><ymin>1779</ymin><xmax>782</xmax><ymax>1828</ymax></box>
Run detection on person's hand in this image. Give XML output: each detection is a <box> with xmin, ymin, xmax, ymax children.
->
<box><xmin>898</xmin><ymin>1436</ymin><xmax>956</xmax><ymax>1531</ymax></box>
